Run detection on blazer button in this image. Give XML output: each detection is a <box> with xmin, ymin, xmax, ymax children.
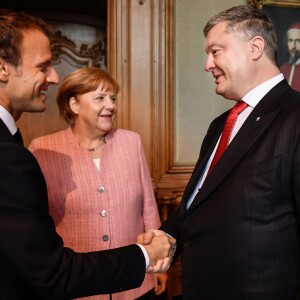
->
<box><xmin>100</xmin><ymin>210</ymin><xmax>107</xmax><ymax>217</ymax></box>
<box><xmin>98</xmin><ymin>186</ymin><xmax>105</xmax><ymax>193</ymax></box>
<box><xmin>184</xmin><ymin>241</ymin><xmax>190</xmax><ymax>247</ymax></box>
<box><xmin>102</xmin><ymin>235</ymin><xmax>109</xmax><ymax>241</ymax></box>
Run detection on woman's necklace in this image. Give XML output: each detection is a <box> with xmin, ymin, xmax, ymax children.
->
<box><xmin>86</xmin><ymin>136</ymin><xmax>106</xmax><ymax>152</ymax></box>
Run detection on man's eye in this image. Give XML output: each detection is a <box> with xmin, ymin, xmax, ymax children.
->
<box><xmin>38</xmin><ymin>65</ymin><xmax>47</xmax><ymax>71</ymax></box>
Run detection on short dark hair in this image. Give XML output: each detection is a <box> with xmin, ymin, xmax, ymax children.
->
<box><xmin>0</xmin><ymin>9</ymin><xmax>52</xmax><ymax>67</ymax></box>
<box><xmin>203</xmin><ymin>5</ymin><xmax>278</xmax><ymax>66</ymax></box>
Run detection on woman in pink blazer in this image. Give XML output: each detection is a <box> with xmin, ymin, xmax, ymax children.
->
<box><xmin>29</xmin><ymin>67</ymin><xmax>167</xmax><ymax>300</ymax></box>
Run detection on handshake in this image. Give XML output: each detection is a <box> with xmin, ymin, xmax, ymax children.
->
<box><xmin>137</xmin><ymin>229</ymin><xmax>176</xmax><ymax>273</ymax></box>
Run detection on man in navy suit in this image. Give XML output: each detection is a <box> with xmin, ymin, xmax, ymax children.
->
<box><xmin>0</xmin><ymin>9</ymin><xmax>174</xmax><ymax>300</ymax></box>
<box><xmin>142</xmin><ymin>4</ymin><xmax>300</xmax><ymax>299</ymax></box>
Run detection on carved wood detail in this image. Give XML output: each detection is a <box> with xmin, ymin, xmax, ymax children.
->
<box><xmin>248</xmin><ymin>0</ymin><xmax>300</xmax><ymax>8</ymax></box>
<box><xmin>247</xmin><ymin>0</ymin><xmax>264</xmax><ymax>9</ymax></box>
<box><xmin>107</xmin><ymin>0</ymin><xmax>186</xmax><ymax>297</ymax></box>
<box><xmin>51</xmin><ymin>31</ymin><xmax>105</xmax><ymax>68</ymax></box>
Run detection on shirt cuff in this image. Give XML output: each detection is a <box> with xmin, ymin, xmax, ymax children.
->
<box><xmin>136</xmin><ymin>244</ymin><xmax>150</xmax><ymax>269</ymax></box>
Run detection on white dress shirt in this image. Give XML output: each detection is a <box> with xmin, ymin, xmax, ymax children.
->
<box><xmin>186</xmin><ymin>74</ymin><xmax>285</xmax><ymax>209</ymax></box>
<box><xmin>0</xmin><ymin>105</ymin><xmax>17</xmax><ymax>135</ymax></box>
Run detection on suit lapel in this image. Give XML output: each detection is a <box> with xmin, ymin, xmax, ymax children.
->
<box><xmin>186</xmin><ymin>80</ymin><xmax>290</xmax><ymax>214</ymax></box>
<box><xmin>180</xmin><ymin>118</ymin><xmax>224</xmax><ymax>214</ymax></box>
<box><xmin>0</xmin><ymin>118</ymin><xmax>17</xmax><ymax>144</ymax></box>
<box><xmin>13</xmin><ymin>128</ymin><xmax>23</xmax><ymax>145</ymax></box>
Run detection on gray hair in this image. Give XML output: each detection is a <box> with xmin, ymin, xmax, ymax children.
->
<box><xmin>203</xmin><ymin>5</ymin><xmax>278</xmax><ymax>66</ymax></box>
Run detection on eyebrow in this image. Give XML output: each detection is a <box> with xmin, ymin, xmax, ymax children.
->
<box><xmin>205</xmin><ymin>43</ymin><xmax>223</xmax><ymax>53</ymax></box>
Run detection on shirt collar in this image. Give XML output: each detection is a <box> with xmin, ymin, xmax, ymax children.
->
<box><xmin>0</xmin><ymin>105</ymin><xmax>17</xmax><ymax>135</ymax></box>
<box><xmin>242</xmin><ymin>73</ymin><xmax>284</xmax><ymax>108</ymax></box>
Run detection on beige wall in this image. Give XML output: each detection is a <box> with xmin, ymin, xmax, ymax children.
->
<box><xmin>174</xmin><ymin>0</ymin><xmax>245</xmax><ymax>165</ymax></box>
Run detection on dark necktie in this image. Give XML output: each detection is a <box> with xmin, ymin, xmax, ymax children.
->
<box><xmin>13</xmin><ymin>128</ymin><xmax>24</xmax><ymax>145</ymax></box>
<box><xmin>207</xmin><ymin>101</ymin><xmax>248</xmax><ymax>176</ymax></box>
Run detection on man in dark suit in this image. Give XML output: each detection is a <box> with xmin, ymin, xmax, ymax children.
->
<box><xmin>0</xmin><ymin>9</ymin><xmax>174</xmax><ymax>300</ymax></box>
<box><xmin>142</xmin><ymin>4</ymin><xmax>300</xmax><ymax>300</ymax></box>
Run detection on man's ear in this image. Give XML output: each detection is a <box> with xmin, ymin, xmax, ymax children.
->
<box><xmin>249</xmin><ymin>36</ymin><xmax>265</xmax><ymax>60</ymax></box>
<box><xmin>0</xmin><ymin>59</ymin><xmax>10</xmax><ymax>83</ymax></box>
<box><xmin>69</xmin><ymin>96</ymin><xmax>79</xmax><ymax>114</ymax></box>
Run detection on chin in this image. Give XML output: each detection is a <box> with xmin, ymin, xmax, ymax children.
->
<box><xmin>216</xmin><ymin>88</ymin><xmax>225</xmax><ymax>97</ymax></box>
<box><xmin>99</xmin><ymin>125</ymin><xmax>113</xmax><ymax>133</ymax></box>
<box><xmin>105</xmin><ymin>126</ymin><xmax>113</xmax><ymax>132</ymax></box>
<box><xmin>33</xmin><ymin>105</ymin><xmax>46</xmax><ymax>113</ymax></box>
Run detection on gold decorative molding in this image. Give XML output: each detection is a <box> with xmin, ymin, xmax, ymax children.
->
<box><xmin>248</xmin><ymin>0</ymin><xmax>300</xmax><ymax>8</ymax></box>
<box><xmin>264</xmin><ymin>0</ymin><xmax>300</xmax><ymax>7</ymax></box>
<box><xmin>247</xmin><ymin>0</ymin><xmax>264</xmax><ymax>9</ymax></box>
<box><xmin>51</xmin><ymin>31</ymin><xmax>105</xmax><ymax>68</ymax></box>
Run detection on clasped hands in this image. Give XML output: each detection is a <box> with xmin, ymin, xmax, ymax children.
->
<box><xmin>137</xmin><ymin>229</ymin><xmax>176</xmax><ymax>273</ymax></box>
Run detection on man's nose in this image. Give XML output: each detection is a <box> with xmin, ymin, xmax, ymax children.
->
<box><xmin>48</xmin><ymin>67</ymin><xmax>59</xmax><ymax>85</ymax></box>
<box><xmin>205</xmin><ymin>55</ymin><xmax>215</xmax><ymax>72</ymax></box>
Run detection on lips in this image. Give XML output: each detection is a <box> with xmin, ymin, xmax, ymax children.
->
<box><xmin>99</xmin><ymin>114</ymin><xmax>112</xmax><ymax>118</ymax></box>
<box><xmin>40</xmin><ymin>86</ymin><xmax>48</xmax><ymax>96</ymax></box>
<box><xmin>213</xmin><ymin>74</ymin><xmax>224</xmax><ymax>84</ymax></box>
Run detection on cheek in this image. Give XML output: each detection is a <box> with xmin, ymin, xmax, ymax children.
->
<box><xmin>92</xmin><ymin>103</ymin><xmax>104</xmax><ymax>112</ymax></box>
<box><xmin>216</xmin><ymin>52</ymin><xmax>238</xmax><ymax>73</ymax></box>
<box><xmin>222</xmin><ymin>63</ymin><xmax>240</xmax><ymax>80</ymax></box>
<box><xmin>230</xmin><ymin>54</ymin><xmax>249</xmax><ymax>75</ymax></box>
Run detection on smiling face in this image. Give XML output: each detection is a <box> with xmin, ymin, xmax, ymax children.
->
<box><xmin>5</xmin><ymin>29</ymin><xmax>59</xmax><ymax>118</ymax></box>
<box><xmin>71</xmin><ymin>85</ymin><xmax>117</xmax><ymax>136</ymax></box>
<box><xmin>204</xmin><ymin>22</ymin><xmax>254</xmax><ymax>100</ymax></box>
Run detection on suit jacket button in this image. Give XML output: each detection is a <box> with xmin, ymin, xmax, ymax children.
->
<box><xmin>102</xmin><ymin>235</ymin><xmax>109</xmax><ymax>241</ymax></box>
<box><xmin>100</xmin><ymin>210</ymin><xmax>107</xmax><ymax>217</ymax></box>
<box><xmin>98</xmin><ymin>186</ymin><xmax>105</xmax><ymax>193</ymax></box>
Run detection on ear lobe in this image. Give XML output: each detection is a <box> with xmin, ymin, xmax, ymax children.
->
<box><xmin>250</xmin><ymin>36</ymin><xmax>264</xmax><ymax>60</ymax></box>
<box><xmin>69</xmin><ymin>96</ymin><xmax>79</xmax><ymax>114</ymax></box>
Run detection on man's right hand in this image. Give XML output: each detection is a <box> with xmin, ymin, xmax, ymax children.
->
<box><xmin>138</xmin><ymin>230</ymin><xmax>176</xmax><ymax>273</ymax></box>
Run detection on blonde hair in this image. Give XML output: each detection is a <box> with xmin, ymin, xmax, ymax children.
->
<box><xmin>57</xmin><ymin>67</ymin><xmax>120</xmax><ymax>125</ymax></box>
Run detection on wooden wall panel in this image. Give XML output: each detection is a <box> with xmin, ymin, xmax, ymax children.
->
<box><xmin>108</xmin><ymin>0</ymin><xmax>192</xmax><ymax>189</ymax></box>
<box><xmin>108</xmin><ymin>0</ymin><xmax>152</xmax><ymax>166</ymax></box>
<box><xmin>108</xmin><ymin>1</ymin><xmax>192</xmax><ymax>297</ymax></box>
